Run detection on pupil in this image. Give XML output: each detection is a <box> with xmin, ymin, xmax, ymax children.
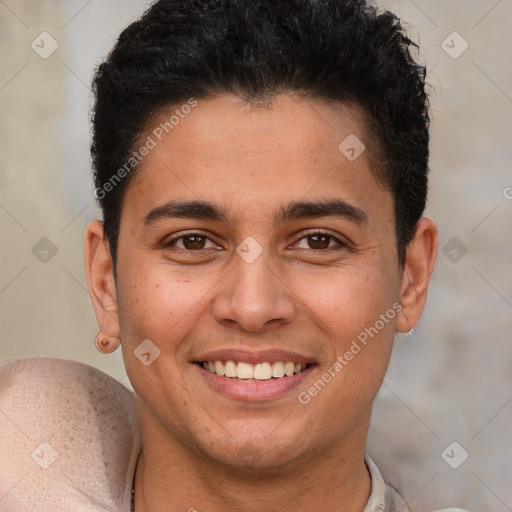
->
<box><xmin>184</xmin><ymin>235</ymin><xmax>205</xmax><ymax>250</ymax></box>
<box><xmin>309</xmin><ymin>234</ymin><xmax>329</xmax><ymax>249</ymax></box>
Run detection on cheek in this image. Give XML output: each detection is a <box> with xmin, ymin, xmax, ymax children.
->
<box><xmin>292</xmin><ymin>262</ymin><xmax>398</xmax><ymax>404</ymax></box>
<box><xmin>115</xmin><ymin>258</ymin><xmax>218</xmax><ymax>346</ymax></box>
<box><xmin>294</xmin><ymin>264</ymin><xmax>394</xmax><ymax>336</ymax></box>
<box><xmin>294</xmin><ymin>270</ymin><xmax>397</xmax><ymax>422</ymax></box>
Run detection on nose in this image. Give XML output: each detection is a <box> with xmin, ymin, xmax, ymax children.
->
<box><xmin>212</xmin><ymin>249</ymin><xmax>296</xmax><ymax>333</ymax></box>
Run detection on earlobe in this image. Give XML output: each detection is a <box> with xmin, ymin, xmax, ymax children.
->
<box><xmin>396</xmin><ymin>217</ymin><xmax>438</xmax><ymax>333</ymax></box>
<box><xmin>84</xmin><ymin>220</ymin><xmax>121</xmax><ymax>343</ymax></box>
<box><xmin>95</xmin><ymin>332</ymin><xmax>120</xmax><ymax>353</ymax></box>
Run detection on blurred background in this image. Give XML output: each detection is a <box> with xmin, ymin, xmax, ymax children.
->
<box><xmin>0</xmin><ymin>1</ymin><xmax>511</xmax><ymax>510</ymax></box>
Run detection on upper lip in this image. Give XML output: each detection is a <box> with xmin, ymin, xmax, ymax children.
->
<box><xmin>193</xmin><ymin>349</ymin><xmax>316</xmax><ymax>365</ymax></box>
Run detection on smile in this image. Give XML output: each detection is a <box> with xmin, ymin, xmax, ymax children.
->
<box><xmin>201</xmin><ymin>360</ymin><xmax>309</xmax><ymax>380</ymax></box>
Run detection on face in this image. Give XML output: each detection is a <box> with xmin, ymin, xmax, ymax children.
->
<box><xmin>86</xmin><ymin>93</ymin><xmax>436</xmax><ymax>470</ymax></box>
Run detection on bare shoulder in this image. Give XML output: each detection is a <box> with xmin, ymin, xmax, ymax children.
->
<box><xmin>0</xmin><ymin>356</ymin><xmax>137</xmax><ymax>409</ymax></box>
<box><xmin>0</xmin><ymin>357</ymin><xmax>140</xmax><ymax>436</ymax></box>
<box><xmin>0</xmin><ymin>357</ymin><xmax>141</xmax><ymax>511</ymax></box>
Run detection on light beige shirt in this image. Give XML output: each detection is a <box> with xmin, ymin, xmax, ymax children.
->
<box><xmin>364</xmin><ymin>455</ymin><xmax>410</xmax><ymax>511</ymax></box>
<box><xmin>0</xmin><ymin>358</ymin><xmax>467</xmax><ymax>512</ymax></box>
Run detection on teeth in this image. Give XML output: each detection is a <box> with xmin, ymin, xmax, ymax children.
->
<box><xmin>284</xmin><ymin>362</ymin><xmax>295</xmax><ymax>377</ymax></box>
<box><xmin>253</xmin><ymin>362</ymin><xmax>272</xmax><ymax>380</ymax></box>
<box><xmin>272</xmin><ymin>361</ymin><xmax>285</xmax><ymax>378</ymax></box>
<box><xmin>237</xmin><ymin>361</ymin><xmax>254</xmax><ymax>379</ymax></box>
<box><xmin>214</xmin><ymin>360</ymin><xmax>225</xmax><ymax>376</ymax></box>
<box><xmin>224</xmin><ymin>360</ymin><xmax>237</xmax><ymax>378</ymax></box>
<box><xmin>202</xmin><ymin>360</ymin><xmax>309</xmax><ymax>379</ymax></box>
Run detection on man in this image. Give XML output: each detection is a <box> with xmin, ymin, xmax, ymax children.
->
<box><xmin>85</xmin><ymin>0</ymin><xmax>443</xmax><ymax>510</ymax></box>
<box><xmin>1</xmin><ymin>0</ymin><xmax>457</xmax><ymax>510</ymax></box>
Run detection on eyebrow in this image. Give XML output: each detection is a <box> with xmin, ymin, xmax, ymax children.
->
<box><xmin>142</xmin><ymin>200</ymin><xmax>229</xmax><ymax>225</ymax></box>
<box><xmin>274</xmin><ymin>198</ymin><xmax>368</xmax><ymax>225</ymax></box>
<box><xmin>142</xmin><ymin>198</ymin><xmax>368</xmax><ymax>227</ymax></box>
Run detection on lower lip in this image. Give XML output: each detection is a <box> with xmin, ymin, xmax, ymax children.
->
<box><xmin>195</xmin><ymin>364</ymin><xmax>316</xmax><ymax>401</ymax></box>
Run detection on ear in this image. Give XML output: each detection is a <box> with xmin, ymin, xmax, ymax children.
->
<box><xmin>84</xmin><ymin>220</ymin><xmax>120</xmax><ymax>349</ymax></box>
<box><xmin>396</xmin><ymin>217</ymin><xmax>438</xmax><ymax>333</ymax></box>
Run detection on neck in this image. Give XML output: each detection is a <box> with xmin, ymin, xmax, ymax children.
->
<box><xmin>134</xmin><ymin>408</ymin><xmax>372</xmax><ymax>512</ymax></box>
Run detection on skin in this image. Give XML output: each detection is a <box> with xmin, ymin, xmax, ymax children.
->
<box><xmin>85</xmin><ymin>93</ymin><xmax>438</xmax><ymax>512</ymax></box>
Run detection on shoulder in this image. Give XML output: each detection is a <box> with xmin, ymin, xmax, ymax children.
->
<box><xmin>384</xmin><ymin>482</ymin><xmax>472</xmax><ymax>512</ymax></box>
<box><xmin>384</xmin><ymin>481</ymin><xmax>473</xmax><ymax>512</ymax></box>
<box><xmin>365</xmin><ymin>456</ymin><xmax>472</xmax><ymax>512</ymax></box>
<box><xmin>0</xmin><ymin>357</ymin><xmax>141</xmax><ymax>511</ymax></box>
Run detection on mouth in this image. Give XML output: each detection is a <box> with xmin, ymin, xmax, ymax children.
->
<box><xmin>194</xmin><ymin>357</ymin><xmax>317</xmax><ymax>401</ymax></box>
<box><xmin>197</xmin><ymin>360</ymin><xmax>312</xmax><ymax>381</ymax></box>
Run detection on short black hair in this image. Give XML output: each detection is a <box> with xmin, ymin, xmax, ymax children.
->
<box><xmin>91</xmin><ymin>0</ymin><xmax>430</xmax><ymax>271</ymax></box>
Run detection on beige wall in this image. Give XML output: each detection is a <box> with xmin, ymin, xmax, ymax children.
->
<box><xmin>1</xmin><ymin>1</ymin><xmax>511</xmax><ymax>510</ymax></box>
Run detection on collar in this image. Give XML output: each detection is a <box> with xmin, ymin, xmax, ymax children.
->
<box><xmin>363</xmin><ymin>455</ymin><xmax>411</xmax><ymax>512</ymax></box>
<box><xmin>364</xmin><ymin>454</ymin><xmax>388</xmax><ymax>512</ymax></box>
<box><xmin>129</xmin><ymin>453</ymin><xmax>408</xmax><ymax>512</ymax></box>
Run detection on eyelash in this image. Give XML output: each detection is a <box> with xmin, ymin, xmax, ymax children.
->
<box><xmin>163</xmin><ymin>230</ymin><xmax>347</xmax><ymax>253</ymax></box>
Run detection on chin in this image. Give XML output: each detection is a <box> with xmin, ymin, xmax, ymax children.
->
<box><xmin>193</xmin><ymin>426</ymin><xmax>309</xmax><ymax>470</ymax></box>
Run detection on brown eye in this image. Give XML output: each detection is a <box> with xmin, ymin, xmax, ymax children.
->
<box><xmin>182</xmin><ymin>235</ymin><xmax>207</xmax><ymax>250</ymax></box>
<box><xmin>164</xmin><ymin>233</ymin><xmax>219</xmax><ymax>251</ymax></box>
<box><xmin>306</xmin><ymin>234</ymin><xmax>331</xmax><ymax>250</ymax></box>
<box><xmin>294</xmin><ymin>231</ymin><xmax>346</xmax><ymax>251</ymax></box>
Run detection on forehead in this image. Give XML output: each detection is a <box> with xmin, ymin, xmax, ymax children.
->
<box><xmin>121</xmin><ymin>93</ymin><xmax>392</xmax><ymax>228</ymax></box>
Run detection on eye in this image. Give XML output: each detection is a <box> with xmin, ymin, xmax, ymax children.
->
<box><xmin>294</xmin><ymin>231</ymin><xmax>346</xmax><ymax>251</ymax></box>
<box><xmin>164</xmin><ymin>232</ymin><xmax>221</xmax><ymax>251</ymax></box>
